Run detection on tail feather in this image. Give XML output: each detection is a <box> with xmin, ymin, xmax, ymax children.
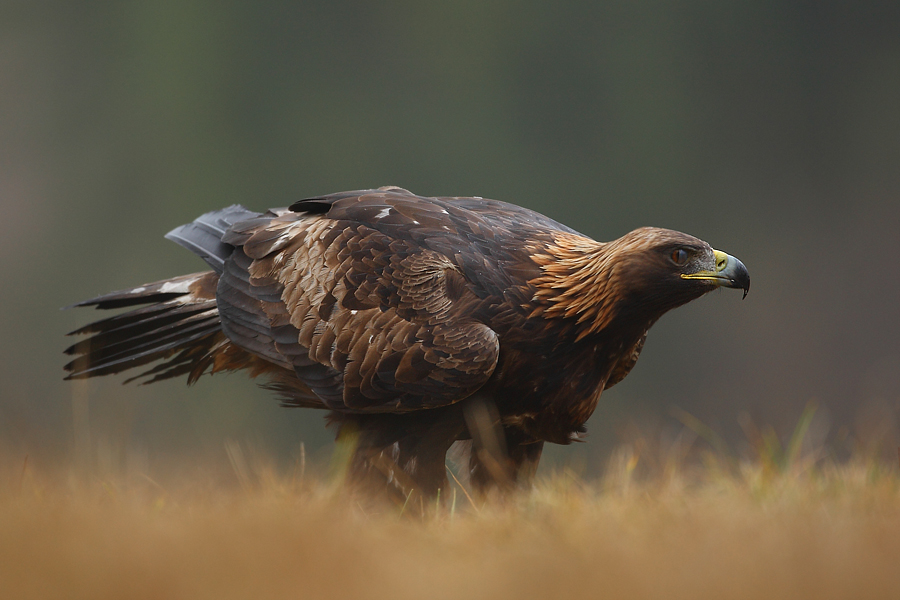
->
<box><xmin>64</xmin><ymin>271</ymin><xmax>224</xmax><ymax>383</ymax></box>
<box><xmin>64</xmin><ymin>314</ymin><xmax>220</xmax><ymax>379</ymax></box>
<box><xmin>124</xmin><ymin>338</ymin><xmax>228</xmax><ymax>385</ymax></box>
<box><xmin>64</xmin><ymin>326</ymin><xmax>221</xmax><ymax>381</ymax></box>
<box><xmin>63</xmin><ymin>205</ymin><xmax>314</xmax><ymax>395</ymax></box>
<box><xmin>66</xmin><ymin>303</ymin><xmax>212</xmax><ymax>349</ymax></box>
<box><xmin>65</xmin><ymin>272</ymin><xmax>213</xmax><ymax>311</ymax></box>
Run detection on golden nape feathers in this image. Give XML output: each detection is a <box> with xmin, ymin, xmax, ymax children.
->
<box><xmin>65</xmin><ymin>187</ymin><xmax>749</xmax><ymax>500</ymax></box>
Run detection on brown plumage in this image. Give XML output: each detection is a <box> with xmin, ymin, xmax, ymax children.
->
<box><xmin>65</xmin><ymin>186</ymin><xmax>749</xmax><ymax>499</ymax></box>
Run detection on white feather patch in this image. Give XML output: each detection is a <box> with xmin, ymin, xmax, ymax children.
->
<box><xmin>160</xmin><ymin>276</ymin><xmax>199</xmax><ymax>294</ymax></box>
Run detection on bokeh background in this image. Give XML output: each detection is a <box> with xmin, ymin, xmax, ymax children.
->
<box><xmin>2</xmin><ymin>1</ymin><xmax>899</xmax><ymax>476</ymax></box>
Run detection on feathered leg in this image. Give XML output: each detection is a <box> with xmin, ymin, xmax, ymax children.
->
<box><xmin>466</xmin><ymin>427</ymin><xmax>544</xmax><ymax>493</ymax></box>
<box><xmin>331</xmin><ymin>408</ymin><xmax>467</xmax><ymax>504</ymax></box>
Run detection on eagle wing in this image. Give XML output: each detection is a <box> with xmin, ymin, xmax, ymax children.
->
<box><xmin>216</xmin><ymin>188</ymin><xmax>503</xmax><ymax>413</ymax></box>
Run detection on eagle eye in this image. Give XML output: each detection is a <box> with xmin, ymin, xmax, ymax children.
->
<box><xmin>670</xmin><ymin>248</ymin><xmax>689</xmax><ymax>266</ymax></box>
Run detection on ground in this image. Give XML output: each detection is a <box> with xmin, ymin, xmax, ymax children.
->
<box><xmin>2</xmin><ymin>443</ymin><xmax>899</xmax><ymax>600</ymax></box>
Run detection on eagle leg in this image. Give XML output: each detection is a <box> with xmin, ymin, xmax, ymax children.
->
<box><xmin>466</xmin><ymin>425</ymin><xmax>544</xmax><ymax>494</ymax></box>
<box><xmin>331</xmin><ymin>409</ymin><xmax>466</xmax><ymax>505</ymax></box>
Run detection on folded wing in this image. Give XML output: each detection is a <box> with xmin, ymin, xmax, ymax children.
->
<box><xmin>217</xmin><ymin>196</ymin><xmax>501</xmax><ymax>412</ymax></box>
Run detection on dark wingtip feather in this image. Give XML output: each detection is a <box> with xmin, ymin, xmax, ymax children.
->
<box><xmin>289</xmin><ymin>186</ymin><xmax>415</xmax><ymax>213</ymax></box>
<box><xmin>288</xmin><ymin>198</ymin><xmax>334</xmax><ymax>214</ymax></box>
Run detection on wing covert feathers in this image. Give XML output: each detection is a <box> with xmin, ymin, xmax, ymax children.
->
<box><xmin>225</xmin><ymin>208</ymin><xmax>502</xmax><ymax>412</ymax></box>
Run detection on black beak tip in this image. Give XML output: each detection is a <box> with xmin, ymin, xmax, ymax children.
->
<box><xmin>738</xmin><ymin>274</ymin><xmax>750</xmax><ymax>299</ymax></box>
<box><xmin>732</xmin><ymin>257</ymin><xmax>750</xmax><ymax>300</ymax></box>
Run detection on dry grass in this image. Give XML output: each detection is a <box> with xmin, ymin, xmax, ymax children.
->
<box><xmin>2</xmin><ymin>447</ymin><xmax>900</xmax><ymax>600</ymax></box>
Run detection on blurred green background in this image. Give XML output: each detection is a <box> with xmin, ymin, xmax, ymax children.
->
<box><xmin>2</xmin><ymin>1</ymin><xmax>899</xmax><ymax>475</ymax></box>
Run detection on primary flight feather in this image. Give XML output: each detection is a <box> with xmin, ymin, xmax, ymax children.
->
<box><xmin>65</xmin><ymin>186</ymin><xmax>749</xmax><ymax>498</ymax></box>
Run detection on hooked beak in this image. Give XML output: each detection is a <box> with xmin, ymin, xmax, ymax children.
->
<box><xmin>681</xmin><ymin>250</ymin><xmax>750</xmax><ymax>299</ymax></box>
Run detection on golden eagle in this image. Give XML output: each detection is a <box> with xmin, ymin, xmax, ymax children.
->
<box><xmin>65</xmin><ymin>187</ymin><xmax>749</xmax><ymax>497</ymax></box>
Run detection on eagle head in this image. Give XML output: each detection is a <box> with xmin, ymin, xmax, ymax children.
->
<box><xmin>529</xmin><ymin>227</ymin><xmax>750</xmax><ymax>338</ymax></box>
